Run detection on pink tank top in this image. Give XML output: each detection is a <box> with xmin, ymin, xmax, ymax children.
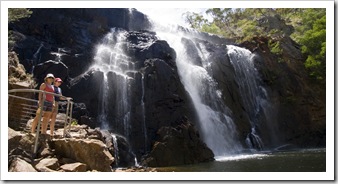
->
<box><xmin>45</xmin><ymin>84</ymin><xmax>54</xmax><ymax>102</ymax></box>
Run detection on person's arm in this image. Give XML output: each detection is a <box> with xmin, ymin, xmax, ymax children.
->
<box><xmin>59</xmin><ymin>88</ymin><xmax>72</xmax><ymax>101</ymax></box>
<box><xmin>38</xmin><ymin>83</ymin><xmax>46</xmax><ymax>106</ymax></box>
<box><xmin>59</xmin><ymin>88</ymin><xmax>65</xmax><ymax>100</ymax></box>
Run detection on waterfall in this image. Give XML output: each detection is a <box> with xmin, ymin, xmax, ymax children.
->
<box><xmin>99</xmin><ymin>73</ymin><xmax>109</xmax><ymax>129</ymax></box>
<box><xmin>92</xmin><ymin>28</ymin><xmax>132</xmax><ymax>135</ymax></box>
<box><xmin>31</xmin><ymin>42</ymin><xmax>44</xmax><ymax>73</ymax></box>
<box><xmin>141</xmin><ymin>74</ymin><xmax>148</xmax><ymax>152</ymax></box>
<box><xmin>111</xmin><ymin>134</ymin><xmax>119</xmax><ymax>167</ymax></box>
<box><xmin>50</xmin><ymin>48</ymin><xmax>64</xmax><ymax>62</ymax></box>
<box><xmin>227</xmin><ymin>45</ymin><xmax>278</xmax><ymax>149</ymax></box>
<box><xmin>152</xmin><ymin>25</ymin><xmax>243</xmax><ymax>156</ymax></box>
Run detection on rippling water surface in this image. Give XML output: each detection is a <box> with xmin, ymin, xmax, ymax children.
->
<box><xmin>157</xmin><ymin>149</ymin><xmax>326</xmax><ymax>172</ymax></box>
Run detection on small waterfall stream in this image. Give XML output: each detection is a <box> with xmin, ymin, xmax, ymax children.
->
<box><xmin>111</xmin><ymin>134</ymin><xmax>119</xmax><ymax>167</ymax></box>
<box><xmin>99</xmin><ymin>74</ymin><xmax>109</xmax><ymax>130</ymax></box>
<box><xmin>227</xmin><ymin>45</ymin><xmax>278</xmax><ymax>149</ymax></box>
<box><xmin>92</xmin><ymin>28</ymin><xmax>132</xmax><ymax>135</ymax></box>
<box><xmin>90</xmin><ymin>28</ymin><xmax>140</xmax><ymax>167</ymax></box>
<box><xmin>140</xmin><ymin>74</ymin><xmax>148</xmax><ymax>152</ymax></box>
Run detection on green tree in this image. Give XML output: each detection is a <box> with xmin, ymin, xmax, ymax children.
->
<box><xmin>184</xmin><ymin>12</ymin><xmax>207</xmax><ymax>29</ymax></box>
<box><xmin>8</xmin><ymin>8</ymin><xmax>32</xmax><ymax>23</ymax></box>
<box><xmin>184</xmin><ymin>8</ymin><xmax>326</xmax><ymax>81</ymax></box>
<box><xmin>297</xmin><ymin>12</ymin><xmax>326</xmax><ymax>80</ymax></box>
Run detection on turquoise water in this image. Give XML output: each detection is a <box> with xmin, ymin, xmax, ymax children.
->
<box><xmin>157</xmin><ymin>149</ymin><xmax>326</xmax><ymax>172</ymax></box>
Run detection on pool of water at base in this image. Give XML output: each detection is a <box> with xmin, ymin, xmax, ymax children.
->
<box><xmin>156</xmin><ymin>148</ymin><xmax>326</xmax><ymax>172</ymax></box>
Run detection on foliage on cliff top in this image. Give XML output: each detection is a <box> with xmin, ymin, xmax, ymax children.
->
<box><xmin>8</xmin><ymin>9</ymin><xmax>34</xmax><ymax>87</ymax></box>
<box><xmin>8</xmin><ymin>8</ymin><xmax>32</xmax><ymax>50</ymax></box>
<box><xmin>185</xmin><ymin>8</ymin><xmax>326</xmax><ymax>81</ymax></box>
<box><xmin>8</xmin><ymin>51</ymin><xmax>35</xmax><ymax>86</ymax></box>
<box><xmin>8</xmin><ymin>8</ymin><xmax>32</xmax><ymax>23</ymax></box>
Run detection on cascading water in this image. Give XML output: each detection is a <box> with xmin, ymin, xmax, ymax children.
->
<box><xmin>227</xmin><ymin>45</ymin><xmax>278</xmax><ymax>149</ymax></box>
<box><xmin>88</xmin><ymin>28</ymin><xmax>147</xmax><ymax>167</ymax></box>
<box><xmin>140</xmin><ymin>74</ymin><xmax>148</xmax><ymax>152</ymax></box>
<box><xmin>91</xmin><ymin>28</ymin><xmax>131</xmax><ymax>132</ymax></box>
<box><xmin>50</xmin><ymin>48</ymin><xmax>65</xmax><ymax>62</ymax></box>
<box><xmin>151</xmin><ymin>24</ymin><xmax>243</xmax><ymax>156</ymax></box>
<box><xmin>111</xmin><ymin>134</ymin><xmax>119</xmax><ymax>167</ymax></box>
<box><xmin>31</xmin><ymin>42</ymin><xmax>45</xmax><ymax>73</ymax></box>
<box><xmin>92</xmin><ymin>28</ymin><xmax>132</xmax><ymax>134</ymax></box>
<box><xmin>99</xmin><ymin>74</ymin><xmax>109</xmax><ymax>130</ymax></box>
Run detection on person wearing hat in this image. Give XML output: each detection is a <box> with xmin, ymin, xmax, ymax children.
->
<box><xmin>31</xmin><ymin>73</ymin><xmax>55</xmax><ymax>135</ymax></box>
<box><xmin>49</xmin><ymin>77</ymin><xmax>65</xmax><ymax>137</ymax></box>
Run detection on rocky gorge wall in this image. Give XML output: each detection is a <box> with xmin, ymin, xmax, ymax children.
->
<box><xmin>9</xmin><ymin>8</ymin><xmax>325</xmax><ymax>167</ymax></box>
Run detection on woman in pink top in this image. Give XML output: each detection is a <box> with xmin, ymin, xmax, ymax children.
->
<box><xmin>31</xmin><ymin>73</ymin><xmax>55</xmax><ymax>135</ymax></box>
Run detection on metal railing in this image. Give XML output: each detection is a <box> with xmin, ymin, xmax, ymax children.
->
<box><xmin>8</xmin><ymin>89</ymin><xmax>74</xmax><ymax>155</ymax></box>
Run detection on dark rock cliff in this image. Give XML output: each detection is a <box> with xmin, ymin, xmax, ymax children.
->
<box><xmin>240</xmin><ymin>36</ymin><xmax>325</xmax><ymax>148</ymax></box>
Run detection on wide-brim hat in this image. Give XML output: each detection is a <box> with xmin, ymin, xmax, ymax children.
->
<box><xmin>44</xmin><ymin>73</ymin><xmax>55</xmax><ymax>81</ymax></box>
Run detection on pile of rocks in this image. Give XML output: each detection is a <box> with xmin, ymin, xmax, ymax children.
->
<box><xmin>8</xmin><ymin>126</ymin><xmax>156</xmax><ymax>172</ymax></box>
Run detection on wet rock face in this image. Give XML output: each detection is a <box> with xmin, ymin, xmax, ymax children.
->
<box><xmin>141</xmin><ymin>119</ymin><xmax>214</xmax><ymax>167</ymax></box>
<box><xmin>61</xmin><ymin>30</ymin><xmax>194</xmax><ymax>158</ymax></box>
<box><xmin>10</xmin><ymin>8</ymin><xmax>151</xmax><ymax>87</ymax></box>
<box><xmin>33</xmin><ymin>60</ymin><xmax>69</xmax><ymax>85</ymax></box>
<box><xmin>240</xmin><ymin>36</ymin><xmax>326</xmax><ymax>148</ymax></box>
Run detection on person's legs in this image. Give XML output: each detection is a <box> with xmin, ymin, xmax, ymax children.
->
<box><xmin>50</xmin><ymin>112</ymin><xmax>57</xmax><ymax>136</ymax></box>
<box><xmin>31</xmin><ymin>116</ymin><xmax>39</xmax><ymax>133</ymax></box>
<box><xmin>41</xmin><ymin>112</ymin><xmax>52</xmax><ymax>134</ymax></box>
<box><xmin>31</xmin><ymin>108</ymin><xmax>42</xmax><ymax>133</ymax></box>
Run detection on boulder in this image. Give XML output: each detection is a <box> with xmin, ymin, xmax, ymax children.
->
<box><xmin>59</xmin><ymin>157</ymin><xmax>77</xmax><ymax>165</ymax></box>
<box><xmin>8</xmin><ymin>128</ymin><xmax>36</xmax><ymax>155</ymax></box>
<box><xmin>87</xmin><ymin>127</ymin><xmax>103</xmax><ymax>140</ymax></box>
<box><xmin>9</xmin><ymin>157</ymin><xmax>37</xmax><ymax>172</ymax></box>
<box><xmin>9</xmin><ymin>148</ymin><xmax>32</xmax><ymax>164</ymax></box>
<box><xmin>67</xmin><ymin>124</ymin><xmax>88</xmax><ymax>138</ymax></box>
<box><xmin>60</xmin><ymin>162</ymin><xmax>87</xmax><ymax>172</ymax></box>
<box><xmin>35</xmin><ymin>158</ymin><xmax>59</xmax><ymax>171</ymax></box>
<box><xmin>100</xmin><ymin>130</ymin><xmax>132</xmax><ymax>168</ymax></box>
<box><xmin>142</xmin><ymin>119</ymin><xmax>214</xmax><ymax>167</ymax></box>
<box><xmin>102</xmin><ymin>132</ymin><xmax>136</xmax><ymax>168</ymax></box>
<box><xmin>8</xmin><ymin>128</ymin><xmax>24</xmax><ymax>153</ymax></box>
<box><xmin>40</xmin><ymin>147</ymin><xmax>55</xmax><ymax>158</ymax></box>
<box><xmin>53</xmin><ymin>138</ymin><xmax>114</xmax><ymax>172</ymax></box>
